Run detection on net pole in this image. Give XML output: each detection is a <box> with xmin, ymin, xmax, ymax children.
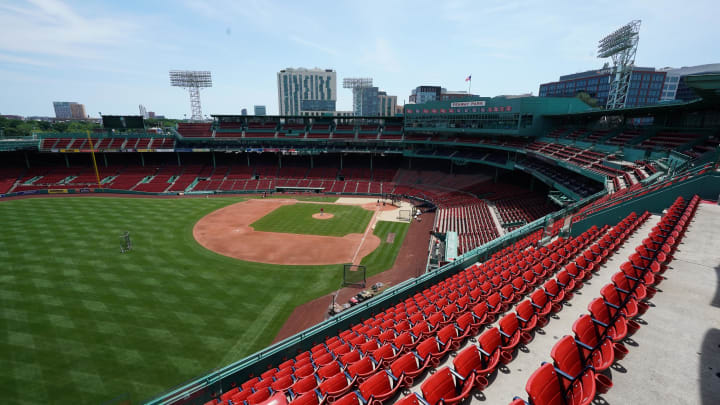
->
<box><xmin>86</xmin><ymin>130</ymin><xmax>102</xmax><ymax>188</ymax></box>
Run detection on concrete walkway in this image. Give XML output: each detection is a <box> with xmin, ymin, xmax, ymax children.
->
<box><xmin>485</xmin><ymin>200</ymin><xmax>507</xmax><ymax>237</ymax></box>
<box><xmin>599</xmin><ymin>203</ymin><xmax>720</xmax><ymax>405</ymax></box>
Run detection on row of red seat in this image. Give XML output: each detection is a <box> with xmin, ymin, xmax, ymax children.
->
<box><xmin>206</xmin><ymin>224</ymin><xmax>609</xmax><ymax>405</ymax></box>
<box><xmin>435</xmin><ymin>204</ymin><xmax>499</xmax><ymax>254</ymax></box>
<box><xmin>388</xmin><ymin>211</ymin><xmax>646</xmax><ymax>405</ymax></box>
<box><xmin>510</xmin><ymin>196</ymin><xmax>698</xmax><ymax>405</ymax></box>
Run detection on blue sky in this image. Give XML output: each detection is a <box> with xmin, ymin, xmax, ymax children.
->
<box><xmin>0</xmin><ymin>0</ymin><xmax>718</xmax><ymax>118</ymax></box>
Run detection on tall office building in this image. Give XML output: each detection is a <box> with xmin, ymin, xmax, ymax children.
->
<box><xmin>538</xmin><ymin>67</ymin><xmax>666</xmax><ymax>108</ymax></box>
<box><xmin>53</xmin><ymin>102</ymin><xmax>86</xmax><ymax>119</ymax></box>
<box><xmin>378</xmin><ymin>92</ymin><xmax>398</xmax><ymax>116</ymax></box>
<box><xmin>277</xmin><ymin>68</ymin><xmax>337</xmax><ymax>115</ymax></box>
<box><xmin>254</xmin><ymin>105</ymin><xmax>267</xmax><ymax>116</ymax></box>
<box><xmin>139</xmin><ymin>104</ymin><xmax>149</xmax><ymax>119</ymax></box>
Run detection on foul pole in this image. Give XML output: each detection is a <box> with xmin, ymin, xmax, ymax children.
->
<box><xmin>86</xmin><ymin>131</ymin><xmax>102</xmax><ymax>188</ymax></box>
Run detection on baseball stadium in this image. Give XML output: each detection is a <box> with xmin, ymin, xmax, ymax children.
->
<box><xmin>2</xmin><ymin>75</ymin><xmax>720</xmax><ymax>405</ymax></box>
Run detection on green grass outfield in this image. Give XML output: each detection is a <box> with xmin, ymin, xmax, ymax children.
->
<box><xmin>360</xmin><ymin>221</ymin><xmax>410</xmax><ymax>278</ymax></box>
<box><xmin>0</xmin><ymin>197</ymin><xmax>388</xmax><ymax>405</ymax></box>
<box><xmin>250</xmin><ymin>203</ymin><xmax>373</xmax><ymax>236</ymax></box>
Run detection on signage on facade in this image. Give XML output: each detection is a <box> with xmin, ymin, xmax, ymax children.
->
<box><xmin>450</xmin><ymin>101</ymin><xmax>486</xmax><ymax>107</ymax></box>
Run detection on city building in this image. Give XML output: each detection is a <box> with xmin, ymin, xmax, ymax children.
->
<box><xmin>277</xmin><ymin>68</ymin><xmax>337</xmax><ymax>115</ymax></box>
<box><xmin>254</xmin><ymin>105</ymin><xmax>267</xmax><ymax>116</ymax></box>
<box><xmin>53</xmin><ymin>101</ymin><xmax>86</xmax><ymax>119</ymax></box>
<box><xmin>538</xmin><ymin>67</ymin><xmax>666</xmax><ymax>108</ymax></box>
<box><xmin>409</xmin><ymin>86</ymin><xmax>476</xmax><ymax>104</ymax></box>
<box><xmin>658</xmin><ymin>63</ymin><xmax>720</xmax><ymax>101</ymax></box>
<box><xmin>378</xmin><ymin>91</ymin><xmax>398</xmax><ymax>116</ymax></box>
<box><xmin>139</xmin><ymin>104</ymin><xmax>149</xmax><ymax>119</ymax></box>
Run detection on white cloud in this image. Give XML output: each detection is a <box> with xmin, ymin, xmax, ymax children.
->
<box><xmin>0</xmin><ymin>0</ymin><xmax>141</xmax><ymax>60</ymax></box>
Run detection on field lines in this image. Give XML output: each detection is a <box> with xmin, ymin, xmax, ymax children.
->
<box><xmin>0</xmin><ymin>197</ymin><xmax>344</xmax><ymax>404</ymax></box>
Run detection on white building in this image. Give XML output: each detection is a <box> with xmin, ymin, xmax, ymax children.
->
<box><xmin>277</xmin><ymin>68</ymin><xmax>337</xmax><ymax>115</ymax></box>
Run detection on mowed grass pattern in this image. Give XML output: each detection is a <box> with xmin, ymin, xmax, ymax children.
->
<box><xmin>0</xmin><ymin>197</ymin><xmax>345</xmax><ymax>405</ymax></box>
<box><xmin>250</xmin><ymin>203</ymin><xmax>373</xmax><ymax>236</ymax></box>
<box><xmin>360</xmin><ymin>221</ymin><xmax>410</xmax><ymax>277</ymax></box>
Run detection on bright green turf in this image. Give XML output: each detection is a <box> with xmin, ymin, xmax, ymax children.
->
<box><xmin>360</xmin><ymin>221</ymin><xmax>410</xmax><ymax>277</ymax></box>
<box><xmin>250</xmin><ymin>203</ymin><xmax>373</xmax><ymax>236</ymax></box>
<box><xmin>0</xmin><ymin>197</ymin><xmax>350</xmax><ymax>405</ymax></box>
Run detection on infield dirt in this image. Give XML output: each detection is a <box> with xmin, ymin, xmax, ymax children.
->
<box><xmin>193</xmin><ymin>199</ymin><xmax>381</xmax><ymax>265</ymax></box>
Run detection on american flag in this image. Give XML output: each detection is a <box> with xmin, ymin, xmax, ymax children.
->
<box><xmin>465</xmin><ymin>75</ymin><xmax>472</xmax><ymax>82</ymax></box>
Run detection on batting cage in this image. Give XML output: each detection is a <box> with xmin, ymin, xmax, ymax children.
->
<box><xmin>342</xmin><ymin>264</ymin><xmax>366</xmax><ymax>287</ymax></box>
<box><xmin>397</xmin><ymin>209</ymin><xmax>412</xmax><ymax>222</ymax></box>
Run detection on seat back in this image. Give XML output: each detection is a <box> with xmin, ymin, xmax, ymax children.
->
<box><xmin>390</xmin><ymin>351</ymin><xmax>420</xmax><ymax>377</ymax></box>
<box><xmin>411</xmin><ymin>320</ymin><xmax>431</xmax><ymax>337</ymax></box>
<box><xmin>372</xmin><ymin>344</ymin><xmax>395</xmax><ymax>363</ymax></box>
<box><xmin>416</xmin><ymin>337</ymin><xmax>441</xmax><ymax>359</ymax></box>
<box><xmin>544</xmin><ymin>279</ymin><xmax>562</xmax><ymax>296</ymax></box>
<box><xmin>499</xmin><ymin>313</ymin><xmax>519</xmax><ymax>336</ymax></box>
<box><xmin>333</xmin><ymin>392</ymin><xmax>362</xmax><ymax>405</ymax></box>
<box><xmin>472</xmin><ymin>301</ymin><xmax>488</xmax><ymax>320</ymax></box>
<box><xmin>588</xmin><ymin>297</ymin><xmax>611</xmax><ymax>324</ymax></box>
<box><xmin>525</xmin><ymin>363</ymin><xmax>565</xmax><ymax>405</ymax></box>
<box><xmin>347</xmin><ymin>356</ymin><xmax>373</xmax><ymax>377</ymax></box>
<box><xmin>359</xmin><ymin>371</ymin><xmax>394</xmax><ymax>400</ymax></box>
<box><xmin>531</xmin><ymin>289</ymin><xmax>549</xmax><ymax>308</ymax></box>
<box><xmin>246</xmin><ymin>388</ymin><xmax>271</xmax><ymax>405</ymax></box>
<box><xmin>317</xmin><ymin>361</ymin><xmax>341</xmax><ymax>380</ymax></box>
<box><xmin>437</xmin><ymin>324</ymin><xmax>458</xmax><ymax>345</ymax></box>
<box><xmin>421</xmin><ymin>367</ymin><xmax>459</xmax><ymax>405</ymax></box>
<box><xmin>290</xmin><ymin>390</ymin><xmax>320</xmax><ymax>405</ymax></box>
<box><xmin>550</xmin><ymin>336</ymin><xmax>585</xmax><ymax>377</ymax></box>
<box><xmin>600</xmin><ymin>283</ymin><xmax>622</xmax><ymax>307</ymax></box>
<box><xmin>478</xmin><ymin>327</ymin><xmax>502</xmax><ymax>354</ymax></box>
<box><xmin>291</xmin><ymin>375</ymin><xmax>318</xmax><ymax>396</ymax></box>
<box><xmin>271</xmin><ymin>375</ymin><xmax>294</xmax><ymax>391</ymax></box>
<box><xmin>516</xmin><ymin>300</ymin><xmax>535</xmax><ymax>323</ymax></box>
<box><xmin>453</xmin><ymin>345</ymin><xmax>481</xmax><ymax>378</ymax></box>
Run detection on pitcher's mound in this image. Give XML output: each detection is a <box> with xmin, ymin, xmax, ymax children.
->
<box><xmin>312</xmin><ymin>213</ymin><xmax>334</xmax><ymax>220</ymax></box>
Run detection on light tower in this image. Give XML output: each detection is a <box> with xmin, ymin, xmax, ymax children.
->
<box><xmin>597</xmin><ymin>20</ymin><xmax>641</xmax><ymax>110</ymax></box>
<box><xmin>343</xmin><ymin>78</ymin><xmax>373</xmax><ymax>116</ymax></box>
<box><xmin>169</xmin><ymin>70</ymin><xmax>212</xmax><ymax>121</ymax></box>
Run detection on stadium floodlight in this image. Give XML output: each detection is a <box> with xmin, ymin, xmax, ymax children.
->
<box><xmin>597</xmin><ymin>20</ymin><xmax>641</xmax><ymax>110</ymax></box>
<box><xmin>169</xmin><ymin>70</ymin><xmax>212</xmax><ymax>121</ymax></box>
<box><xmin>343</xmin><ymin>78</ymin><xmax>373</xmax><ymax>116</ymax></box>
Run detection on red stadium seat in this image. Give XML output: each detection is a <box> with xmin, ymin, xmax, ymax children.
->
<box><xmin>317</xmin><ymin>372</ymin><xmax>352</xmax><ymax>402</ymax></box>
<box><xmin>453</xmin><ymin>343</ymin><xmax>499</xmax><ymax>381</ymax></box>
<box><xmin>572</xmin><ymin>314</ymin><xmax>615</xmax><ymax>372</ymax></box>
<box><xmin>421</xmin><ymin>367</ymin><xmax>474</xmax><ymax>405</ymax></box>
<box><xmin>550</xmin><ymin>336</ymin><xmax>597</xmax><ymax>405</ymax></box>
<box><xmin>498</xmin><ymin>313</ymin><xmax>522</xmax><ymax>354</ymax></box>
<box><xmin>289</xmin><ymin>391</ymin><xmax>319</xmax><ymax>405</ymax></box>
<box><xmin>358</xmin><ymin>370</ymin><xmax>403</xmax><ymax>404</ymax></box>
<box><xmin>524</xmin><ymin>363</ymin><xmax>586</xmax><ymax>405</ymax></box>
<box><xmin>515</xmin><ymin>299</ymin><xmax>538</xmax><ymax>333</ymax></box>
<box><xmin>588</xmin><ymin>298</ymin><xmax>627</xmax><ymax>342</ymax></box>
